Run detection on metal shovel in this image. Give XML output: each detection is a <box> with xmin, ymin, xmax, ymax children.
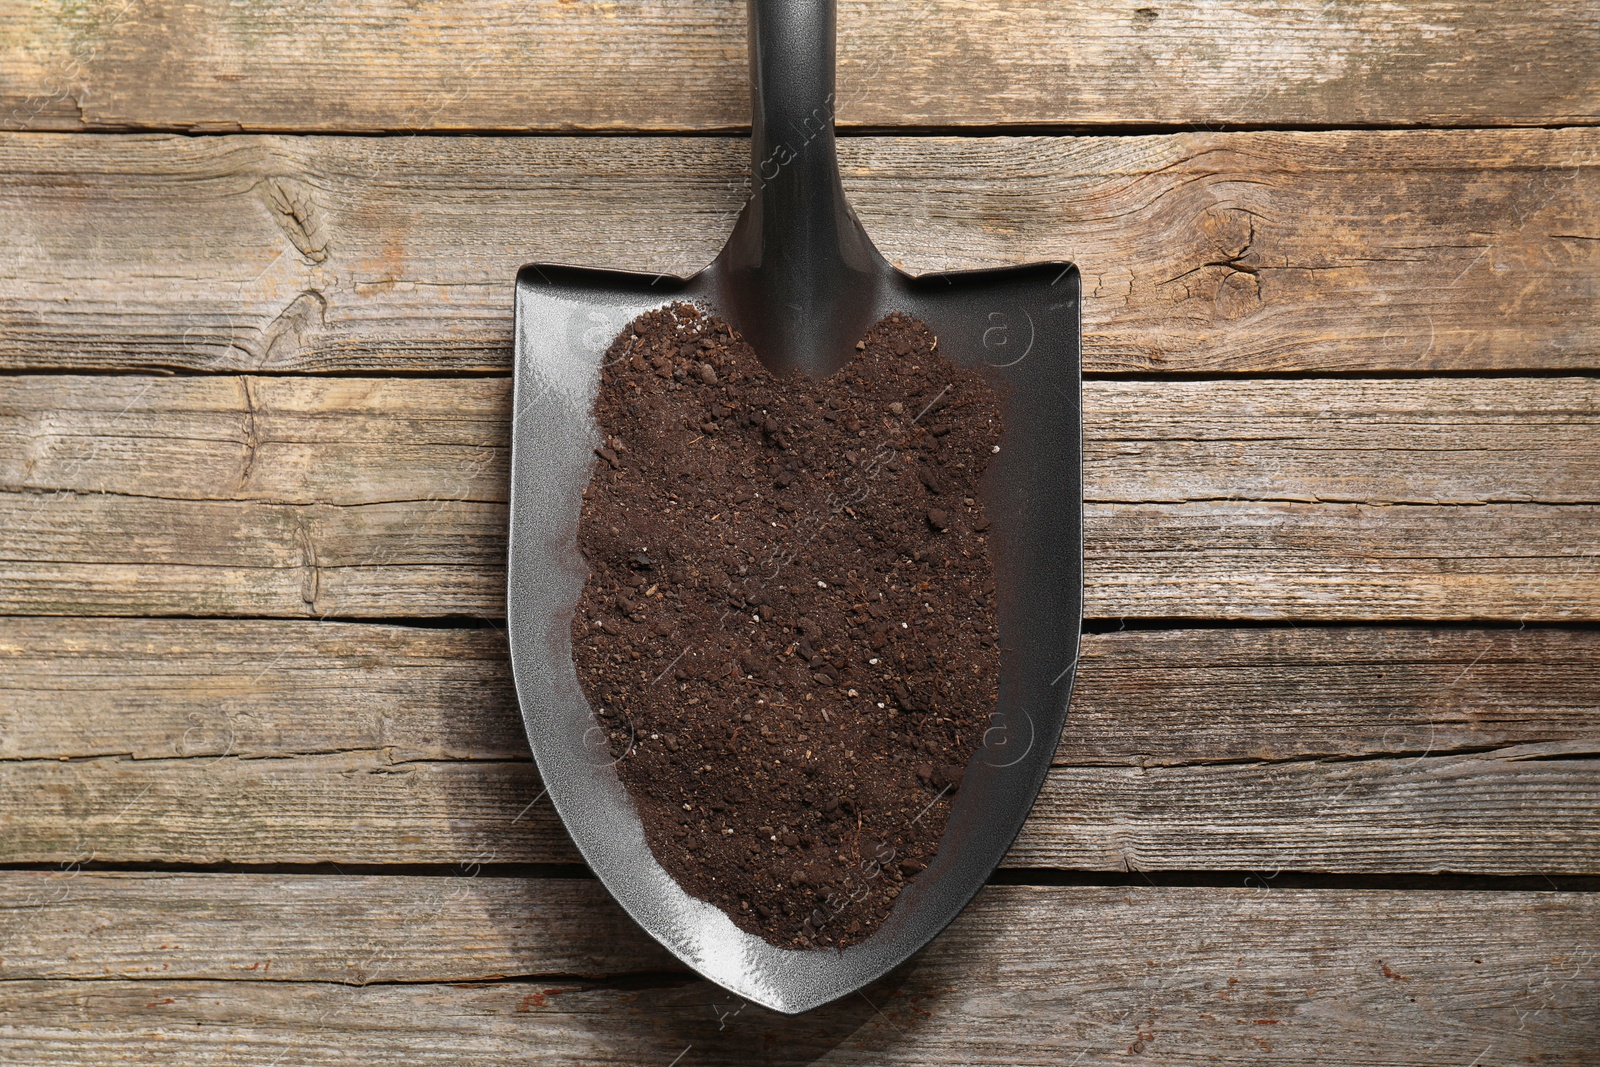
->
<box><xmin>508</xmin><ymin>0</ymin><xmax>1082</xmax><ymax>1014</ymax></box>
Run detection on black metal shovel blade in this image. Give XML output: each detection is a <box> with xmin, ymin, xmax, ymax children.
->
<box><xmin>507</xmin><ymin>0</ymin><xmax>1081</xmax><ymax>1014</ymax></box>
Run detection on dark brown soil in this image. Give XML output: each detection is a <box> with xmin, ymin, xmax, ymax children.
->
<box><xmin>571</xmin><ymin>303</ymin><xmax>1002</xmax><ymax>950</ymax></box>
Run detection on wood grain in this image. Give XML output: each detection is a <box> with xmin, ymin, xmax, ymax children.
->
<box><xmin>1</xmin><ymin>877</ymin><xmax>1594</xmax><ymax>1065</ymax></box>
<box><xmin>5</xmin><ymin>619</ymin><xmax>1596</xmax><ymax>767</ymax></box>
<box><xmin>0</xmin><ymin>618</ymin><xmax>528</xmax><ymax>764</ymax></box>
<box><xmin>4</xmin><ymin>4</ymin><xmax>1596</xmax><ymax>1059</ymax></box>
<box><xmin>2</xmin><ymin>617</ymin><xmax>1596</xmax><ymax>868</ymax></box>
<box><xmin>3</xmin><ymin>373</ymin><xmax>1596</xmax><ymax>620</ymax></box>
<box><xmin>1069</xmin><ymin>625</ymin><xmax>1600</xmax><ymax>766</ymax></box>
<box><xmin>5</xmin><ymin>494</ymin><xmax>1594</xmax><ymax>620</ymax></box>
<box><xmin>2</xmin><ymin>130</ymin><xmax>1595</xmax><ymax>375</ymax></box>
<box><xmin>3</xmin><ymin>733</ymin><xmax>1595</xmax><ymax>873</ymax></box>
<box><xmin>0</xmin><ymin>872</ymin><xmax>677</xmax><ymax>983</ymax></box>
<box><xmin>6</xmin><ymin>374</ymin><xmax>1598</xmax><ymax>506</ymax></box>
<box><xmin>1019</xmin><ymin>746</ymin><xmax>1600</xmax><ymax>874</ymax></box>
<box><xmin>3</xmin><ymin>0</ymin><xmax>1597</xmax><ymax>132</ymax></box>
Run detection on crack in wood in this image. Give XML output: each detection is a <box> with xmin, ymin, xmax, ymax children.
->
<box><xmin>255</xmin><ymin>177</ymin><xmax>328</xmax><ymax>264</ymax></box>
<box><xmin>293</xmin><ymin>512</ymin><xmax>320</xmax><ymax>611</ymax></box>
<box><xmin>236</xmin><ymin>376</ymin><xmax>259</xmax><ymax>492</ymax></box>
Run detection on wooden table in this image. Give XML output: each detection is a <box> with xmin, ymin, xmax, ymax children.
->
<box><xmin>3</xmin><ymin>2</ymin><xmax>1597</xmax><ymax>1062</ymax></box>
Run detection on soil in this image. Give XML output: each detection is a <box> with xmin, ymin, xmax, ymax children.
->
<box><xmin>571</xmin><ymin>302</ymin><xmax>1003</xmax><ymax>950</ymax></box>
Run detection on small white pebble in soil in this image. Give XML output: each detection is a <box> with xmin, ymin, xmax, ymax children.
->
<box><xmin>817</xmin><ymin>581</ymin><xmax>827</xmax><ymax>588</ymax></box>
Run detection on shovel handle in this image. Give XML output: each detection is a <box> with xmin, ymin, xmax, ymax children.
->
<box><xmin>747</xmin><ymin>0</ymin><xmax>843</xmax><ymax>200</ymax></box>
<box><xmin>715</xmin><ymin>0</ymin><xmax>886</xmax><ymax>375</ymax></box>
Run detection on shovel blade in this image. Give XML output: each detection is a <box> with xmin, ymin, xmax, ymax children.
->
<box><xmin>508</xmin><ymin>261</ymin><xmax>1081</xmax><ymax>1014</ymax></box>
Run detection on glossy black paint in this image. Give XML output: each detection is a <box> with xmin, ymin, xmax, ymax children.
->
<box><xmin>508</xmin><ymin>0</ymin><xmax>1082</xmax><ymax>1013</ymax></box>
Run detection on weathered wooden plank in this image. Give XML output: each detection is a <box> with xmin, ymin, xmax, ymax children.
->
<box><xmin>1</xmin><ymin>880</ymin><xmax>1594</xmax><ymax>1065</ymax></box>
<box><xmin>4</xmin><ymin>619</ymin><xmax>1597</xmax><ymax>767</ymax></box>
<box><xmin>0</xmin><ymin>750</ymin><xmax>570</xmax><ymax>867</ymax></box>
<box><xmin>0</xmin><ymin>618</ymin><xmax>527</xmax><ymax>763</ymax></box>
<box><xmin>1085</xmin><ymin>501</ymin><xmax>1599</xmax><ymax>622</ymax></box>
<box><xmin>6</xmin><ymin>375</ymin><xmax>1598</xmax><ymax>506</ymax></box>
<box><xmin>2</xmin><ymin>618</ymin><xmax>1596</xmax><ymax>869</ymax></box>
<box><xmin>3</xmin><ymin>0</ymin><xmax>1596</xmax><ymax>132</ymax></box>
<box><xmin>0</xmin><ymin>872</ymin><xmax>676</xmax><ymax>983</ymax></box>
<box><xmin>3</xmin><ymin>736</ymin><xmax>1595</xmax><ymax>873</ymax></box>
<box><xmin>1018</xmin><ymin>745</ymin><xmax>1600</xmax><ymax>874</ymax></box>
<box><xmin>1068</xmin><ymin>625</ymin><xmax>1600</xmax><ymax>766</ymax></box>
<box><xmin>3</xmin><ymin>373</ymin><xmax>1597</xmax><ymax>620</ymax></box>
<box><xmin>2</xmin><ymin>129</ymin><xmax>1595</xmax><ymax>375</ymax></box>
<box><xmin>5</xmin><ymin>493</ymin><xmax>1593</xmax><ymax>620</ymax></box>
